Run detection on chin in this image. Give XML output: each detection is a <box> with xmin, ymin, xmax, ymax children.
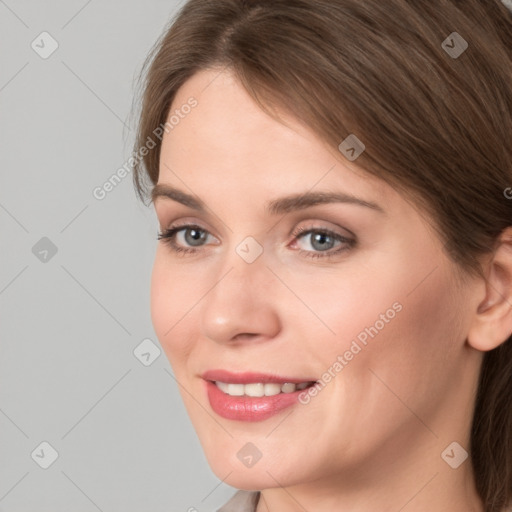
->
<box><xmin>214</xmin><ymin>468</ymin><xmax>279</xmax><ymax>492</ymax></box>
<box><xmin>207</xmin><ymin>449</ymin><xmax>311</xmax><ymax>492</ymax></box>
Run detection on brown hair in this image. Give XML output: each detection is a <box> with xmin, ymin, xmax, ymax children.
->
<box><xmin>130</xmin><ymin>1</ymin><xmax>512</xmax><ymax>509</ymax></box>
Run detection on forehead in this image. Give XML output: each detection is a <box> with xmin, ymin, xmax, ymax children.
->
<box><xmin>168</xmin><ymin>69</ymin><xmax>320</xmax><ymax>163</ymax></box>
<box><xmin>160</xmin><ymin>69</ymin><xmax>389</xmax><ymax>202</ymax></box>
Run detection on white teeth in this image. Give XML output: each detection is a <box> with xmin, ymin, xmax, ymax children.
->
<box><xmin>245</xmin><ymin>383</ymin><xmax>265</xmax><ymax>397</ymax></box>
<box><xmin>215</xmin><ymin>381</ymin><xmax>230</xmax><ymax>394</ymax></box>
<box><xmin>264</xmin><ymin>383</ymin><xmax>282</xmax><ymax>396</ymax></box>
<box><xmin>281</xmin><ymin>382</ymin><xmax>296</xmax><ymax>393</ymax></box>
<box><xmin>226</xmin><ymin>383</ymin><xmax>244</xmax><ymax>396</ymax></box>
<box><xmin>215</xmin><ymin>381</ymin><xmax>312</xmax><ymax>397</ymax></box>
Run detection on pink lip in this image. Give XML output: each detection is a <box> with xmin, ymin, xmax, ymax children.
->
<box><xmin>201</xmin><ymin>369</ymin><xmax>317</xmax><ymax>384</ymax></box>
<box><xmin>202</xmin><ymin>369</ymin><xmax>317</xmax><ymax>422</ymax></box>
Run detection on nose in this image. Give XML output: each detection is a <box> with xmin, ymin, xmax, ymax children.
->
<box><xmin>199</xmin><ymin>246</ymin><xmax>282</xmax><ymax>345</ymax></box>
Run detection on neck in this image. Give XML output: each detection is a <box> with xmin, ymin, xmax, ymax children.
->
<box><xmin>255</xmin><ymin>434</ymin><xmax>484</xmax><ymax>512</ymax></box>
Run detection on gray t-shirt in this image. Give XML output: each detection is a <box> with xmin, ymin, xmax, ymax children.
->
<box><xmin>217</xmin><ymin>490</ymin><xmax>260</xmax><ymax>511</ymax></box>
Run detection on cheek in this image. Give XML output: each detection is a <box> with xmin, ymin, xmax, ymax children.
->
<box><xmin>315</xmin><ymin>240</ymin><xmax>463</xmax><ymax>398</ymax></box>
<box><xmin>149</xmin><ymin>253</ymin><xmax>196</xmax><ymax>368</ymax></box>
<box><xmin>150</xmin><ymin>255</ymin><xmax>169</xmax><ymax>340</ymax></box>
<box><xmin>337</xmin><ymin>259</ymin><xmax>463</xmax><ymax>415</ymax></box>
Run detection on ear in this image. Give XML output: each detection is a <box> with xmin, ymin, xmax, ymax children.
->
<box><xmin>467</xmin><ymin>226</ymin><xmax>512</xmax><ymax>352</ymax></box>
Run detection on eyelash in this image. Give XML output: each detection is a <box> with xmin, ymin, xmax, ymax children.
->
<box><xmin>156</xmin><ymin>223</ymin><xmax>355</xmax><ymax>260</ymax></box>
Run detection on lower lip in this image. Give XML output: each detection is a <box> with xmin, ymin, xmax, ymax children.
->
<box><xmin>205</xmin><ymin>380</ymin><xmax>308</xmax><ymax>422</ymax></box>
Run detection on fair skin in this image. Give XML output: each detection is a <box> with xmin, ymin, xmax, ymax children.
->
<box><xmin>150</xmin><ymin>68</ymin><xmax>512</xmax><ymax>512</ymax></box>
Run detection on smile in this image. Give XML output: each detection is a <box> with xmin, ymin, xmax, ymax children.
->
<box><xmin>214</xmin><ymin>381</ymin><xmax>315</xmax><ymax>397</ymax></box>
<box><xmin>201</xmin><ymin>370</ymin><xmax>319</xmax><ymax>421</ymax></box>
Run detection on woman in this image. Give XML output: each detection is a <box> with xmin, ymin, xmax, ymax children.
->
<box><xmin>130</xmin><ymin>1</ymin><xmax>512</xmax><ymax>510</ymax></box>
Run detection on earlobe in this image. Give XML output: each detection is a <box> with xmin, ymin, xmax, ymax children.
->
<box><xmin>467</xmin><ymin>227</ymin><xmax>512</xmax><ymax>352</ymax></box>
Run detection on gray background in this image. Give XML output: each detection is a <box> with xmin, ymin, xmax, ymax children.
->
<box><xmin>3</xmin><ymin>1</ymin><xmax>512</xmax><ymax>511</ymax></box>
<box><xmin>0</xmin><ymin>1</ymin><xmax>236</xmax><ymax>510</ymax></box>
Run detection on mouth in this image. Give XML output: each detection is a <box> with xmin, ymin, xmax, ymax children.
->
<box><xmin>212</xmin><ymin>380</ymin><xmax>316</xmax><ymax>397</ymax></box>
<box><xmin>201</xmin><ymin>370</ymin><xmax>319</xmax><ymax>421</ymax></box>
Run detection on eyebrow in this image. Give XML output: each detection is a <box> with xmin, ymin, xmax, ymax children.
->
<box><xmin>151</xmin><ymin>184</ymin><xmax>385</xmax><ymax>215</ymax></box>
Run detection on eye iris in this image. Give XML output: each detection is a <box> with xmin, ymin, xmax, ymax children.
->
<box><xmin>185</xmin><ymin>228</ymin><xmax>207</xmax><ymax>247</ymax></box>
<box><xmin>311</xmin><ymin>232</ymin><xmax>334</xmax><ymax>251</ymax></box>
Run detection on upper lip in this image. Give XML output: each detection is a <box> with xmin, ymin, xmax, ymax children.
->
<box><xmin>201</xmin><ymin>369</ymin><xmax>317</xmax><ymax>384</ymax></box>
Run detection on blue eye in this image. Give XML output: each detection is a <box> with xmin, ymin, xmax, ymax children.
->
<box><xmin>157</xmin><ymin>224</ymin><xmax>212</xmax><ymax>255</ymax></box>
<box><xmin>290</xmin><ymin>225</ymin><xmax>355</xmax><ymax>259</ymax></box>
<box><xmin>157</xmin><ymin>223</ymin><xmax>355</xmax><ymax>259</ymax></box>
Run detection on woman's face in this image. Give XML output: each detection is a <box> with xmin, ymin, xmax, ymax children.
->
<box><xmin>150</xmin><ymin>68</ymin><xmax>483</xmax><ymax>491</ymax></box>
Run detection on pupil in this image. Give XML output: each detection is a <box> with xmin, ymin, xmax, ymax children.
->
<box><xmin>313</xmin><ymin>233</ymin><xmax>332</xmax><ymax>250</ymax></box>
<box><xmin>186</xmin><ymin>228</ymin><xmax>205</xmax><ymax>246</ymax></box>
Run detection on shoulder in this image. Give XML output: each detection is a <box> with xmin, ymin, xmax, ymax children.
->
<box><xmin>216</xmin><ymin>490</ymin><xmax>260</xmax><ymax>512</ymax></box>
